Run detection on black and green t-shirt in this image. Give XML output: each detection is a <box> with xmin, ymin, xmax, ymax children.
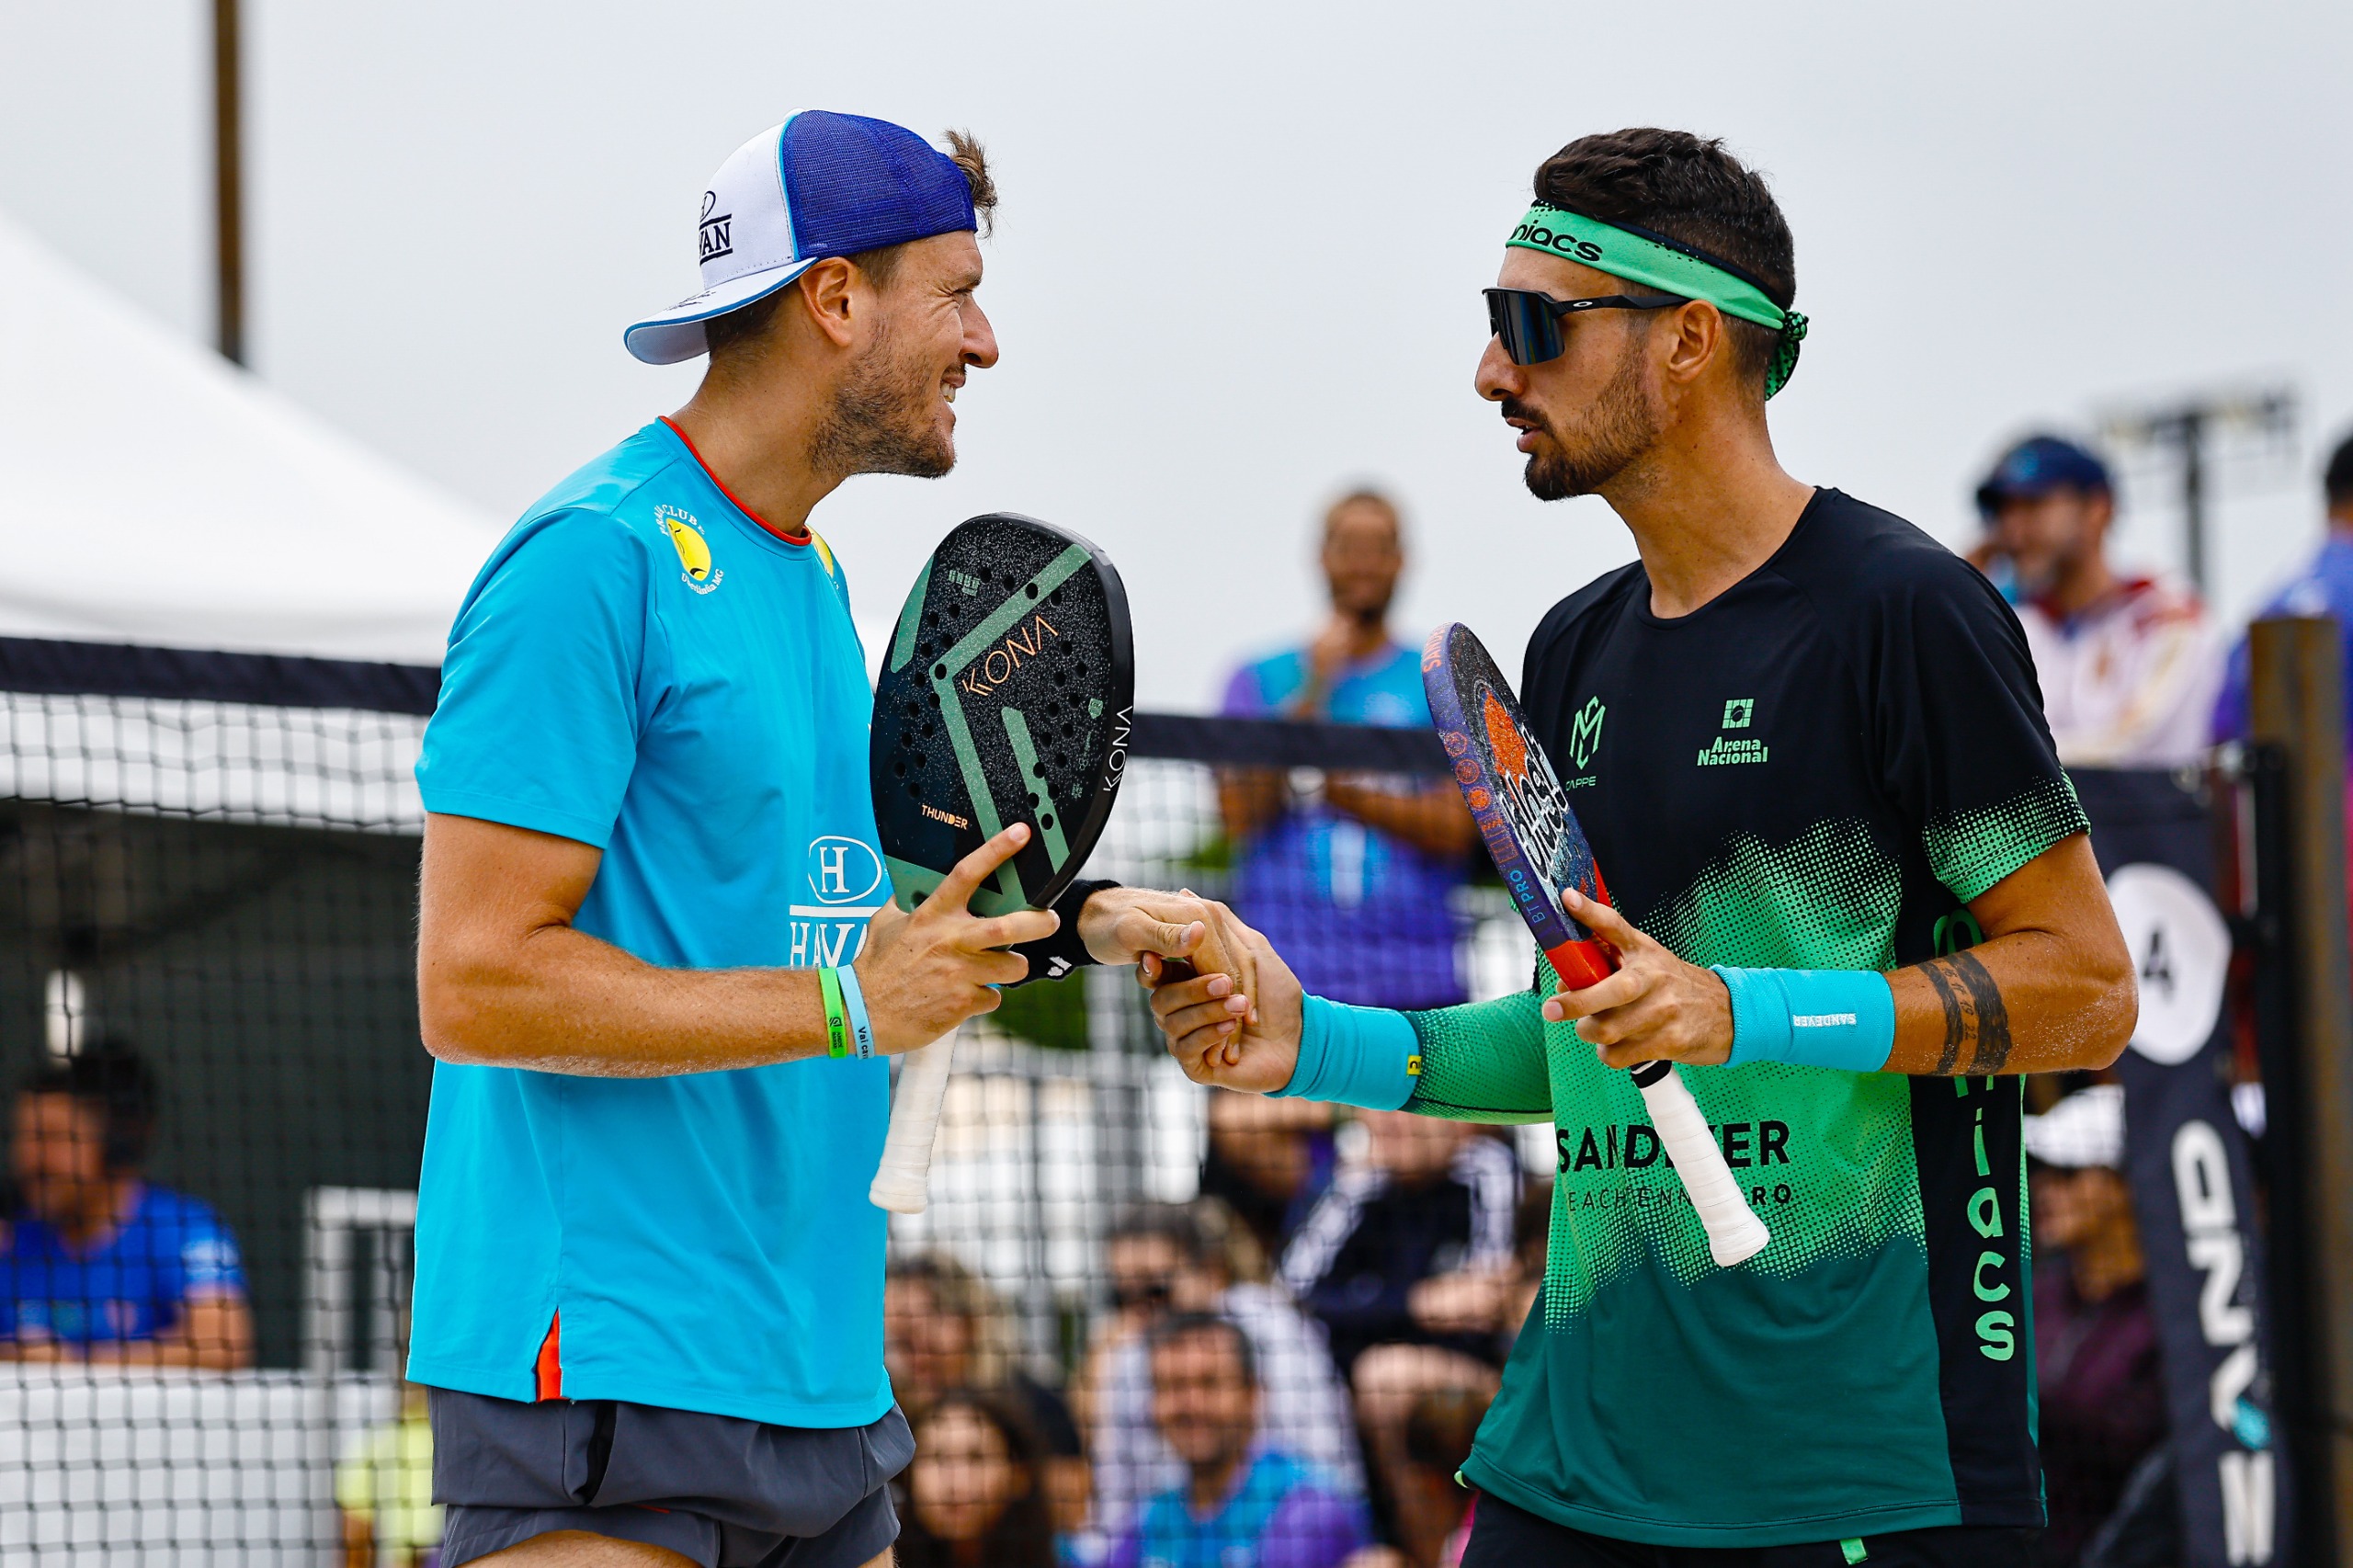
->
<box><xmin>1410</xmin><ymin>489</ymin><xmax>2087</xmax><ymax>1547</ymax></box>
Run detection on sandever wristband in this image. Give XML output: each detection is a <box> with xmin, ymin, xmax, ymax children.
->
<box><xmin>1713</xmin><ymin>967</ymin><xmax>1896</xmax><ymax>1073</ymax></box>
<box><xmin>1271</xmin><ymin>994</ymin><xmax>1422</xmax><ymax>1111</ymax></box>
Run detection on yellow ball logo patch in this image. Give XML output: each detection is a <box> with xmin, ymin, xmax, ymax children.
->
<box><xmin>656</xmin><ymin>506</ymin><xmax>722</xmax><ymax>595</ymax></box>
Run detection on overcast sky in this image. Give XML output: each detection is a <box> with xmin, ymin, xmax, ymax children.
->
<box><xmin>6</xmin><ymin>0</ymin><xmax>2349</xmax><ymax>707</ymax></box>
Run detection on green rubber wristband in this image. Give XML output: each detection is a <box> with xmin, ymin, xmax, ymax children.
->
<box><xmin>818</xmin><ymin>966</ymin><xmax>850</xmax><ymax>1059</ymax></box>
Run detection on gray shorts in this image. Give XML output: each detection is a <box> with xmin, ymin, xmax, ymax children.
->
<box><xmin>428</xmin><ymin>1387</ymin><xmax>911</xmax><ymax>1568</ymax></box>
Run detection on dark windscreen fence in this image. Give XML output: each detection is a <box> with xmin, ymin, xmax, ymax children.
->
<box><xmin>0</xmin><ymin>641</ymin><xmax>1546</xmax><ymax>1568</ymax></box>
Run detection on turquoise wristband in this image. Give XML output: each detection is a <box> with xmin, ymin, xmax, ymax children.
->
<box><xmin>1713</xmin><ymin>967</ymin><xmax>1895</xmax><ymax>1073</ymax></box>
<box><xmin>1273</xmin><ymin>995</ymin><xmax>1421</xmax><ymax>1110</ymax></box>
<box><xmin>836</xmin><ymin>963</ymin><xmax>875</xmax><ymax>1060</ymax></box>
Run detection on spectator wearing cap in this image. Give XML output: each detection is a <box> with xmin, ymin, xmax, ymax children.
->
<box><xmin>1970</xmin><ymin>435</ymin><xmax>2222</xmax><ymax>767</ymax></box>
<box><xmin>0</xmin><ymin>1040</ymin><xmax>253</xmax><ymax>1370</ymax></box>
<box><xmin>2212</xmin><ymin>428</ymin><xmax>2353</xmax><ymax>747</ymax></box>
<box><xmin>2025</xmin><ymin>1085</ymin><xmax>2170</xmax><ymax>1567</ymax></box>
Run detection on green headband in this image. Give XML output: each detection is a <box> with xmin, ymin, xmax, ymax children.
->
<box><xmin>1507</xmin><ymin>204</ymin><xmax>1809</xmax><ymax>397</ymax></box>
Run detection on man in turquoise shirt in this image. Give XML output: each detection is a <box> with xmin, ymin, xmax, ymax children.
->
<box><xmin>413</xmin><ymin>112</ymin><xmax>1222</xmax><ymax>1568</ymax></box>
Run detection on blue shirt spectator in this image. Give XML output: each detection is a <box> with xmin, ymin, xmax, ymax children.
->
<box><xmin>1217</xmin><ymin>491</ymin><xmax>1472</xmax><ymax>1010</ymax></box>
<box><xmin>1108</xmin><ymin>1451</ymin><xmax>1369</xmax><ymax>1568</ymax></box>
<box><xmin>1106</xmin><ymin>1314</ymin><xmax>1370</xmax><ymax>1568</ymax></box>
<box><xmin>2</xmin><ymin>1186</ymin><xmax>244</xmax><ymax>1345</ymax></box>
<box><xmin>1</xmin><ymin>1041</ymin><xmax>253</xmax><ymax>1369</ymax></box>
<box><xmin>2213</xmin><ymin>431</ymin><xmax>2353</xmax><ymax>745</ymax></box>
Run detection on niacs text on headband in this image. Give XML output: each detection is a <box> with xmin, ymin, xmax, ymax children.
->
<box><xmin>1506</xmin><ymin>203</ymin><xmax>1809</xmax><ymax>399</ymax></box>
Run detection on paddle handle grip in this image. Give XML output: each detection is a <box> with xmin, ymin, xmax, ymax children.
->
<box><xmin>870</xmin><ymin>1033</ymin><xmax>958</xmax><ymax>1215</ymax></box>
<box><xmin>1631</xmin><ymin>1062</ymin><xmax>1772</xmax><ymax>1267</ymax></box>
<box><xmin>1542</xmin><ymin>936</ymin><xmax>1770</xmax><ymax>1268</ymax></box>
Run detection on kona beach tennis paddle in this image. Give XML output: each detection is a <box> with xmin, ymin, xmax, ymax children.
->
<box><xmin>868</xmin><ymin>514</ymin><xmax>1134</xmax><ymax>1214</ymax></box>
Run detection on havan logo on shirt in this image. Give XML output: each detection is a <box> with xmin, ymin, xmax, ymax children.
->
<box><xmin>658</xmin><ymin>506</ymin><xmax>723</xmax><ymax>595</ymax></box>
<box><xmin>790</xmin><ymin>836</ymin><xmax>884</xmax><ymax>966</ymax></box>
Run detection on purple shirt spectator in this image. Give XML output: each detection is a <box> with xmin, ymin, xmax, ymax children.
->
<box><xmin>2211</xmin><ymin>534</ymin><xmax>2353</xmax><ymax>745</ymax></box>
<box><xmin>1105</xmin><ymin>1450</ymin><xmax>1369</xmax><ymax>1568</ymax></box>
<box><xmin>1221</xmin><ymin>642</ymin><xmax>1467</xmax><ymax>1009</ymax></box>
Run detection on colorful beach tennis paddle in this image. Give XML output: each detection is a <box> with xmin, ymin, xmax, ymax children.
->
<box><xmin>867</xmin><ymin>514</ymin><xmax>1134</xmax><ymax>1215</ymax></box>
<box><xmin>1422</xmin><ymin>623</ymin><xmax>1770</xmax><ymax>1267</ymax></box>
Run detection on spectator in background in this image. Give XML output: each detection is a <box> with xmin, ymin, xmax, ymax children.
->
<box><xmin>2026</xmin><ymin>1085</ymin><xmax>2169</xmax><ymax>1568</ymax></box>
<box><xmin>893</xmin><ymin>1390</ymin><xmax>1058</xmax><ymax>1568</ymax></box>
<box><xmin>1082</xmin><ymin>1200</ymin><xmax>1362</xmax><ymax>1537</ymax></box>
<box><xmin>1200</xmin><ymin>1090</ymin><xmax>1338</xmax><ymax>1267</ymax></box>
<box><xmin>2213</xmin><ymin>429</ymin><xmax>2353</xmax><ymax>746</ymax></box>
<box><xmin>1970</xmin><ymin>435</ymin><xmax>2222</xmax><ymax>767</ymax></box>
<box><xmin>337</xmin><ymin>1304</ymin><xmax>440</xmax><ymax>1568</ymax></box>
<box><xmin>1218</xmin><ymin>491</ymin><xmax>1475</xmax><ymax>1011</ymax></box>
<box><xmin>0</xmin><ymin>1040</ymin><xmax>252</xmax><ymax>1369</ymax></box>
<box><xmin>1279</xmin><ymin>1114</ymin><xmax>1518</xmax><ymax>1381</ymax></box>
<box><xmin>887</xmin><ymin>1252</ymin><xmax>1086</xmax><ymax>1533</ymax></box>
<box><xmin>1279</xmin><ymin>1112</ymin><xmax>1517</xmax><ymax>1558</ymax></box>
<box><xmin>1397</xmin><ymin>1387</ymin><xmax>1492</xmax><ymax>1568</ymax></box>
<box><xmin>1107</xmin><ymin>1314</ymin><xmax>1374</xmax><ymax>1568</ymax></box>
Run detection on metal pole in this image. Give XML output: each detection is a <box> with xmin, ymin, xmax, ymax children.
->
<box><xmin>211</xmin><ymin>0</ymin><xmax>244</xmax><ymax>365</ymax></box>
<box><xmin>2250</xmin><ymin>615</ymin><xmax>2353</xmax><ymax>1563</ymax></box>
<box><xmin>2183</xmin><ymin>410</ymin><xmax>2210</xmax><ymax>596</ymax></box>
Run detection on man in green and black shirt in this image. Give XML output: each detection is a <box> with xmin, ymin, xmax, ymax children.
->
<box><xmin>1147</xmin><ymin>128</ymin><xmax>2137</xmax><ymax>1566</ymax></box>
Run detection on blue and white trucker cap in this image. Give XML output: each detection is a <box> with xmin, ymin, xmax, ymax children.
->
<box><xmin>624</xmin><ymin>110</ymin><xmax>977</xmax><ymax>366</ymax></box>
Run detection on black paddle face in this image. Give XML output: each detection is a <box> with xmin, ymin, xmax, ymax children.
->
<box><xmin>1422</xmin><ymin>622</ymin><xmax>1599</xmax><ymax>953</ymax></box>
<box><xmin>871</xmin><ymin>514</ymin><xmax>1133</xmax><ymax>917</ymax></box>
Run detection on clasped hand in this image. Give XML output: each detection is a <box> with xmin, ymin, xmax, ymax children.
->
<box><xmin>855</xmin><ymin>824</ymin><xmax>1256</xmax><ymax>1057</ymax></box>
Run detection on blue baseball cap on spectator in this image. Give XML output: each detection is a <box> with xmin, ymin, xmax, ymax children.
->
<box><xmin>624</xmin><ymin>111</ymin><xmax>977</xmax><ymax>365</ymax></box>
<box><xmin>1974</xmin><ymin>435</ymin><xmax>2114</xmax><ymax>519</ymax></box>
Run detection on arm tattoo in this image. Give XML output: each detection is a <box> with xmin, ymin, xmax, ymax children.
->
<box><xmin>1922</xmin><ymin>961</ymin><xmax>1967</xmax><ymax>1074</ymax></box>
<box><xmin>1918</xmin><ymin>950</ymin><xmax>2014</xmax><ymax>1075</ymax></box>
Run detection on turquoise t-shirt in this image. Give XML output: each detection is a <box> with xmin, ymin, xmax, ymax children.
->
<box><xmin>407</xmin><ymin>418</ymin><xmax>893</xmax><ymax>1427</ymax></box>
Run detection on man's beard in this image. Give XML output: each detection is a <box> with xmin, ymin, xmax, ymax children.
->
<box><xmin>1512</xmin><ymin>337</ymin><xmax>1664</xmax><ymax>502</ymax></box>
<box><xmin>809</xmin><ymin>321</ymin><xmax>955</xmax><ymax>481</ymax></box>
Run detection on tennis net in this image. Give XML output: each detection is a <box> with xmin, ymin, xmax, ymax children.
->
<box><xmin>0</xmin><ymin>638</ymin><xmax>1542</xmax><ymax>1566</ymax></box>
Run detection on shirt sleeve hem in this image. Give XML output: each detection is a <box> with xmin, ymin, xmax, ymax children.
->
<box><xmin>417</xmin><ymin>788</ymin><xmax>617</xmax><ymax>850</ymax></box>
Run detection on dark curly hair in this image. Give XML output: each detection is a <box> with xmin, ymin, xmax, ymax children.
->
<box><xmin>19</xmin><ymin>1037</ymin><xmax>157</xmax><ymax>1171</ymax></box>
<box><xmin>1533</xmin><ymin>128</ymin><xmax>1795</xmax><ymax>397</ymax></box>
<box><xmin>892</xmin><ymin>1388</ymin><xmax>1056</xmax><ymax>1568</ymax></box>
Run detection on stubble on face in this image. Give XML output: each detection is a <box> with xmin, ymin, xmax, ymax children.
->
<box><xmin>1512</xmin><ymin>327</ymin><xmax>1665</xmax><ymax>502</ymax></box>
<box><xmin>809</xmin><ymin>315</ymin><xmax>957</xmax><ymax>482</ymax></box>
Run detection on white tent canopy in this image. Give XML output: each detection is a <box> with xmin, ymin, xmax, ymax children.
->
<box><xmin>0</xmin><ymin>211</ymin><xmax>497</xmax><ymax>665</ymax></box>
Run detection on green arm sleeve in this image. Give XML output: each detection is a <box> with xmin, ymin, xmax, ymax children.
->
<box><xmin>1402</xmin><ymin>989</ymin><xmax>1554</xmax><ymax>1125</ymax></box>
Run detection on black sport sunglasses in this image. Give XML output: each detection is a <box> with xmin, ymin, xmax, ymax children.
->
<box><xmin>1484</xmin><ymin>287</ymin><xmax>1687</xmax><ymax>367</ymax></box>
